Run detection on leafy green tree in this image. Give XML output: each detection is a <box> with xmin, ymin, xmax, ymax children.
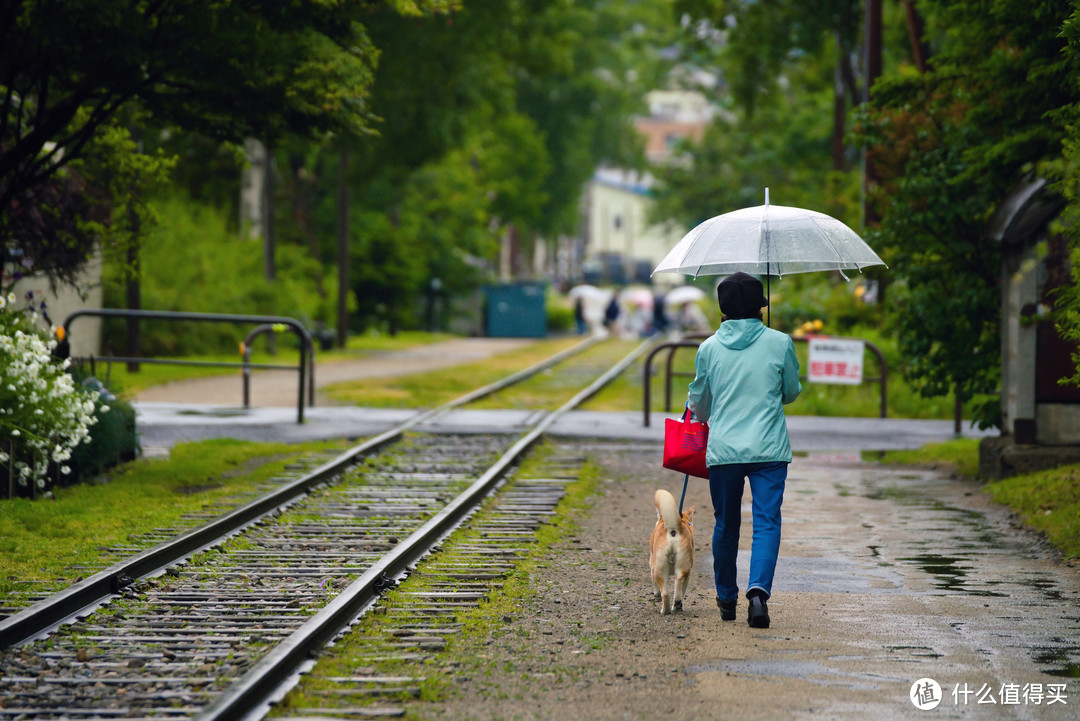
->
<box><xmin>1045</xmin><ymin>5</ymin><xmax>1080</xmax><ymax>388</ymax></box>
<box><xmin>651</xmin><ymin>46</ymin><xmax>858</xmax><ymax>227</ymax></box>
<box><xmin>333</xmin><ymin>0</ymin><xmax>660</xmax><ymax>331</ymax></box>
<box><xmin>1</xmin><ymin>0</ymin><xmax>454</xmax><ymax>284</ymax></box>
<box><xmin>855</xmin><ymin>0</ymin><xmax>1079</xmax><ymax>426</ymax></box>
<box><xmin>2</xmin><ymin>111</ymin><xmax>173</xmax><ymax>294</ymax></box>
<box><xmin>675</xmin><ymin>0</ymin><xmax>862</xmax><ymax>116</ymax></box>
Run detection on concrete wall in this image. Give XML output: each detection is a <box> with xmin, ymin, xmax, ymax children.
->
<box><xmin>9</xmin><ymin>250</ymin><xmax>104</xmax><ymax>357</ymax></box>
<box><xmin>1000</xmin><ymin>242</ymin><xmax>1039</xmax><ymax>439</ymax></box>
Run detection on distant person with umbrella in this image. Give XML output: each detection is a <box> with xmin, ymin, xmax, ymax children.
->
<box><xmin>686</xmin><ymin>272</ymin><xmax>802</xmax><ymax>628</ymax></box>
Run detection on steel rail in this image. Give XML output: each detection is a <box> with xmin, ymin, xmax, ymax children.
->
<box><xmin>0</xmin><ymin>335</ymin><xmax>604</xmax><ymax>649</ymax></box>
<box><xmin>196</xmin><ymin>337</ymin><xmax>656</xmax><ymax>721</ymax></box>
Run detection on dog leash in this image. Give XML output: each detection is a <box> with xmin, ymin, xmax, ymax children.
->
<box><xmin>679</xmin><ymin>472</ymin><xmax>688</xmax><ymax>515</ymax></box>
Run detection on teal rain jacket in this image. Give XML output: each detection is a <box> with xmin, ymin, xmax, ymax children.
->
<box><xmin>686</xmin><ymin>318</ymin><xmax>802</xmax><ymax>466</ymax></box>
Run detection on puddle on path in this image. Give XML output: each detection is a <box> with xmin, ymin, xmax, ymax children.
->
<box><xmin>1034</xmin><ymin>646</ymin><xmax>1080</xmax><ymax>678</ymax></box>
<box><xmin>894</xmin><ymin>553</ymin><xmax>1008</xmax><ymax>597</ymax></box>
<box><xmin>788</xmin><ymin>460</ymin><xmax>1080</xmax><ymax>689</ymax></box>
<box><xmin>176</xmin><ymin>408</ymin><xmax>250</xmax><ymax>417</ymax></box>
<box><xmin>685</xmin><ymin>659</ymin><xmax>905</xmax><ymax>691</ymax></box>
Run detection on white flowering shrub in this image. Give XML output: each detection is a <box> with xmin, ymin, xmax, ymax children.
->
<box><xmin>0</xmin><ymin>294</ymin><xmax>103</xmax><ymax>494</ymax></box>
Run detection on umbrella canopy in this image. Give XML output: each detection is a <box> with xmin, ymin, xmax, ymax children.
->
<box><xmin>620</xmin><ymin>287</ymin><xmax>654</xmax><ymax>307</ymax></box>
<box><xmin>652</xmin><ymin>189</ymin><xmax>886</xmax><ymax>279</ymax></box>
<box><xmin>664</xmin><ymin>285</ymin><xmax>706</xmax><ymax>306</ymax></box>
<box><xmin>568</xmin><ymin>284</ymin><xmax>610</xmax><ymax>303</ymax></box>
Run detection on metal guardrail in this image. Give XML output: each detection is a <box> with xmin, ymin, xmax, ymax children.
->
<box><xmin>61</xmin><ymin>309</ymin><xmax>315</xmax><ymax>423</ymax></box>
<box><xmin>241</xmin><ymin>323</ymin><xmax>316</xmax><ymax>409</ymax></box>
<box><xmin>642</xmin><ymin>332</ymin><xmax>888</xmax><ymax>427</ymax></box>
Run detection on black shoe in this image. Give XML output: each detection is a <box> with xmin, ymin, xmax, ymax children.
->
<box><xmin>717</xmin><ymin>597</ymin><xmax>737</xmax><ymax>621</ymax></box>
<box><xmin>747</xmin><ymin>592</ymin><xmax>770</xmax><ymax>629</ymax></box>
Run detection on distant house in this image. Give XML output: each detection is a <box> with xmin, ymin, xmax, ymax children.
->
<box><xmin>583</xmin><ymin>168</ymin><xmax>682</xmax><ymax>285</ymax></box>
<box><xmin>579</xmin><ymin>89</ymin><xmax>715</xmax><ymax>285</ymax></box>
<box><xmin>634</xmin><ymin>89</ymin><xmax>715</xmax><ymax>165</ymax></box>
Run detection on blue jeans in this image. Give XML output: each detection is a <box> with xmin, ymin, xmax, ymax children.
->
<box><xmin>708</xmin><ymin>461</ymin><xmax>788</xmax><ymax>602</ymax></box>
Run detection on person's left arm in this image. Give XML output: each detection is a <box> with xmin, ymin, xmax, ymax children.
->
<box><xmin>781</xmin><ymin>336</ymin><xmax>802</xmax><ymax>405</ymax></box>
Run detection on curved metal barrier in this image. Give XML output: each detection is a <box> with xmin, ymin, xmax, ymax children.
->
<box><xmin>642</xmin><ymin>333</ymin><xmax>888</xmax><ymax>426</ymax></box>
<box><xmin>61</xmin><ymin>309</ymin><xmax>315</xmax><ymax>423</ymax></box>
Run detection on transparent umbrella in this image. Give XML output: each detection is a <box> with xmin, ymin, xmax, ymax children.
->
<box><xmin>654</xmin><ymin>189</ymin><xmax>885</xmax><ymax>278</ymax></box>
<box><xmin>568</xmin><ymin>284</ymin><xmax>610</xmax><ymax>303</ymax></box>
<box><xmin>652</xmin><ymin>189</ymin><xmax>886</xmax><ymax>324</ymax></box>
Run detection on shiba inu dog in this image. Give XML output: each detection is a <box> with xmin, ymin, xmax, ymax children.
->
<box><xmin>649</xmin><ymin>488</ymin><xmax>695</xmax><ymax>615</ymax></box>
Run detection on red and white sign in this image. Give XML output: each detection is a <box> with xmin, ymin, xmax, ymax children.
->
<box><xmin>807</xmin><ymin>337</ymin><xmax>864</xmax><ymax>385</ymax></box>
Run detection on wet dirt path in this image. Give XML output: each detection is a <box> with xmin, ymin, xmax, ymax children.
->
<box><xmin>429</xmin><ymin>442</ymin><xmax>1080</xmax><ymax>720</ymax></box>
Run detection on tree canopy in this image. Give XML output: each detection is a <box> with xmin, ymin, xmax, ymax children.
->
<box><xmin>1</xmin><ymin>0</ymin><xmax>455</xmax><ymax>287</ymax></box>
<box><xmin>657</xmin><ymin>0</ymin><xmax>1080</xmax><ymax>428</ymax></box>
<box><xmin>855</xmin><ymin>0</ymin><xmax>1080</xmax><ymax>425</ymax></box>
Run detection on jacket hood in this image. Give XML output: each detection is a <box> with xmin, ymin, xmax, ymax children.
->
<box><xmin>715</xmin><ymin>318</ymin><xmax>766</xmax><ymax>350</ymax></box>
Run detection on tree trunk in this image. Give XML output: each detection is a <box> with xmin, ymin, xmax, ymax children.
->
<box><xmin>336</xmin><ymin>148</ymin><xmax>350</xmax><ymax>348</ymax></box>
<box><xmin>902</xmin><ymin>0</ymin><xmax>930</xmax><ymax>73</ymax></box>
<box><xmin>832</xmin><ymin>62</ymin><xmax>846</xmax><ymax>171</ymax></box>
<box><xmin>862</xmin><ymin>0</ymin><xmax>883</xmax><ymax>227</ymax></box>
<box><xmin>264</xmin><ymin>144</ymin><xmax>276</xmax><ymax>283</ymax></box>
<box><xmin>125</xmin><ymin>241</ymin><xmax>140</xmax><ymax>373</ymax></box>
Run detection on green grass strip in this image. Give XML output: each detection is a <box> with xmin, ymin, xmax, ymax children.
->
<box><xmin>0</xmin><ymin>438</ymin><xmax>347</xmax><ymax>595</ymax></box>
<box><xmin>985</xmin><ymin>464</ymin><xmax>1080</xmax><ymax>559</ymax></box>
<box><xmin>100</xmin><ymin>331</ymin><xmax>454</xmax><ymax>396</ymax></box>
<box><xmin>324</xmin><ymin>336</ymin><xmax>597</xmax><ymax>408</ymax></box>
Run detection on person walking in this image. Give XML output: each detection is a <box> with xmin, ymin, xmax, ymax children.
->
<box><xmin>686</xmin><ymin>272</ymin><xmax>802</xmax><ymax>628</ymax></box>
<box><xmin>604</xmin><ymin>295</ymin><xmax>621</xmax><ymax>335</ymax></box>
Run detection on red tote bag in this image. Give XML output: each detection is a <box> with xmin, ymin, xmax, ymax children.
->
<box><xmin>663</xmin><ymin>409</ymin><xmax>709</xmax><ymax>479</ymax></box>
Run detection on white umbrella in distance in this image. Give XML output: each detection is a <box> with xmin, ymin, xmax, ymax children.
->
<box><xmin>663</xmin><ymin>285</ymin><xmax>707</xmax><ymax>306</ymax></box>
<box><xmin>568</xmin><ymin>284</ymin><xmax>610</xmax><ymax>303</ymax></box>
<box><xmin>652</xmin><ymin>189</ymin><xmax>886</xmax><ymax>279</ymax></box>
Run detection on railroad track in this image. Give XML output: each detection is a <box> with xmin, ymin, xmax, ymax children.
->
<box><xmin>0</xmin><ymin>336</ymin><xmax>654</xmax><ymax>719</ymax></box>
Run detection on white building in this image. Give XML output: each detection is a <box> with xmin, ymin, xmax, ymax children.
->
<box><xmin>583</xmin><ymin>167</ymin><xmax>683</xmax><ymax>284</ymax></box>
<box><xmin>579</xmin><ymin>89</ymin><xmax>714</xmax><ymax>285</ymax></box>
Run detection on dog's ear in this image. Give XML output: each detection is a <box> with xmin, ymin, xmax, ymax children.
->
<box><xmin>683</xmin><ymin>505</ymin><xmax>695</xmax><ymax>522</ymax></box>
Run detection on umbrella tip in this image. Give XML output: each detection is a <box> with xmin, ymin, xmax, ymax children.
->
<box><xmin>765</xmin><ymin>187</ymin><xmax>770</xmax><ymax>205</ymax></box>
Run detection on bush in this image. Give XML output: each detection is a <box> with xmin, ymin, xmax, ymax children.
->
<box><xmin>69</xmin><ymin>381</ymin><xmax>138</xmax><ymax>480</ymax></box>
<box><xmin>102</xmin><ymin>194</ymin><xmax>344</xmax><ymax>356</ymax></box>
<box><xmin>546</xmin><ymin>300</ymin><xmax>574</xmax><ymax>334</ymax></box>
<box><xmin>0</xmin><ymin>298</ymin><xmax>100</xmax><ymax>497</ymax></box>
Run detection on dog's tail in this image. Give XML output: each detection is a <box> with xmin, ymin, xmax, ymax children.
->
<box><xmin>654</xmin><ymin>488</ymin><xmax>680</xmax><ymax>536</ymax></box>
